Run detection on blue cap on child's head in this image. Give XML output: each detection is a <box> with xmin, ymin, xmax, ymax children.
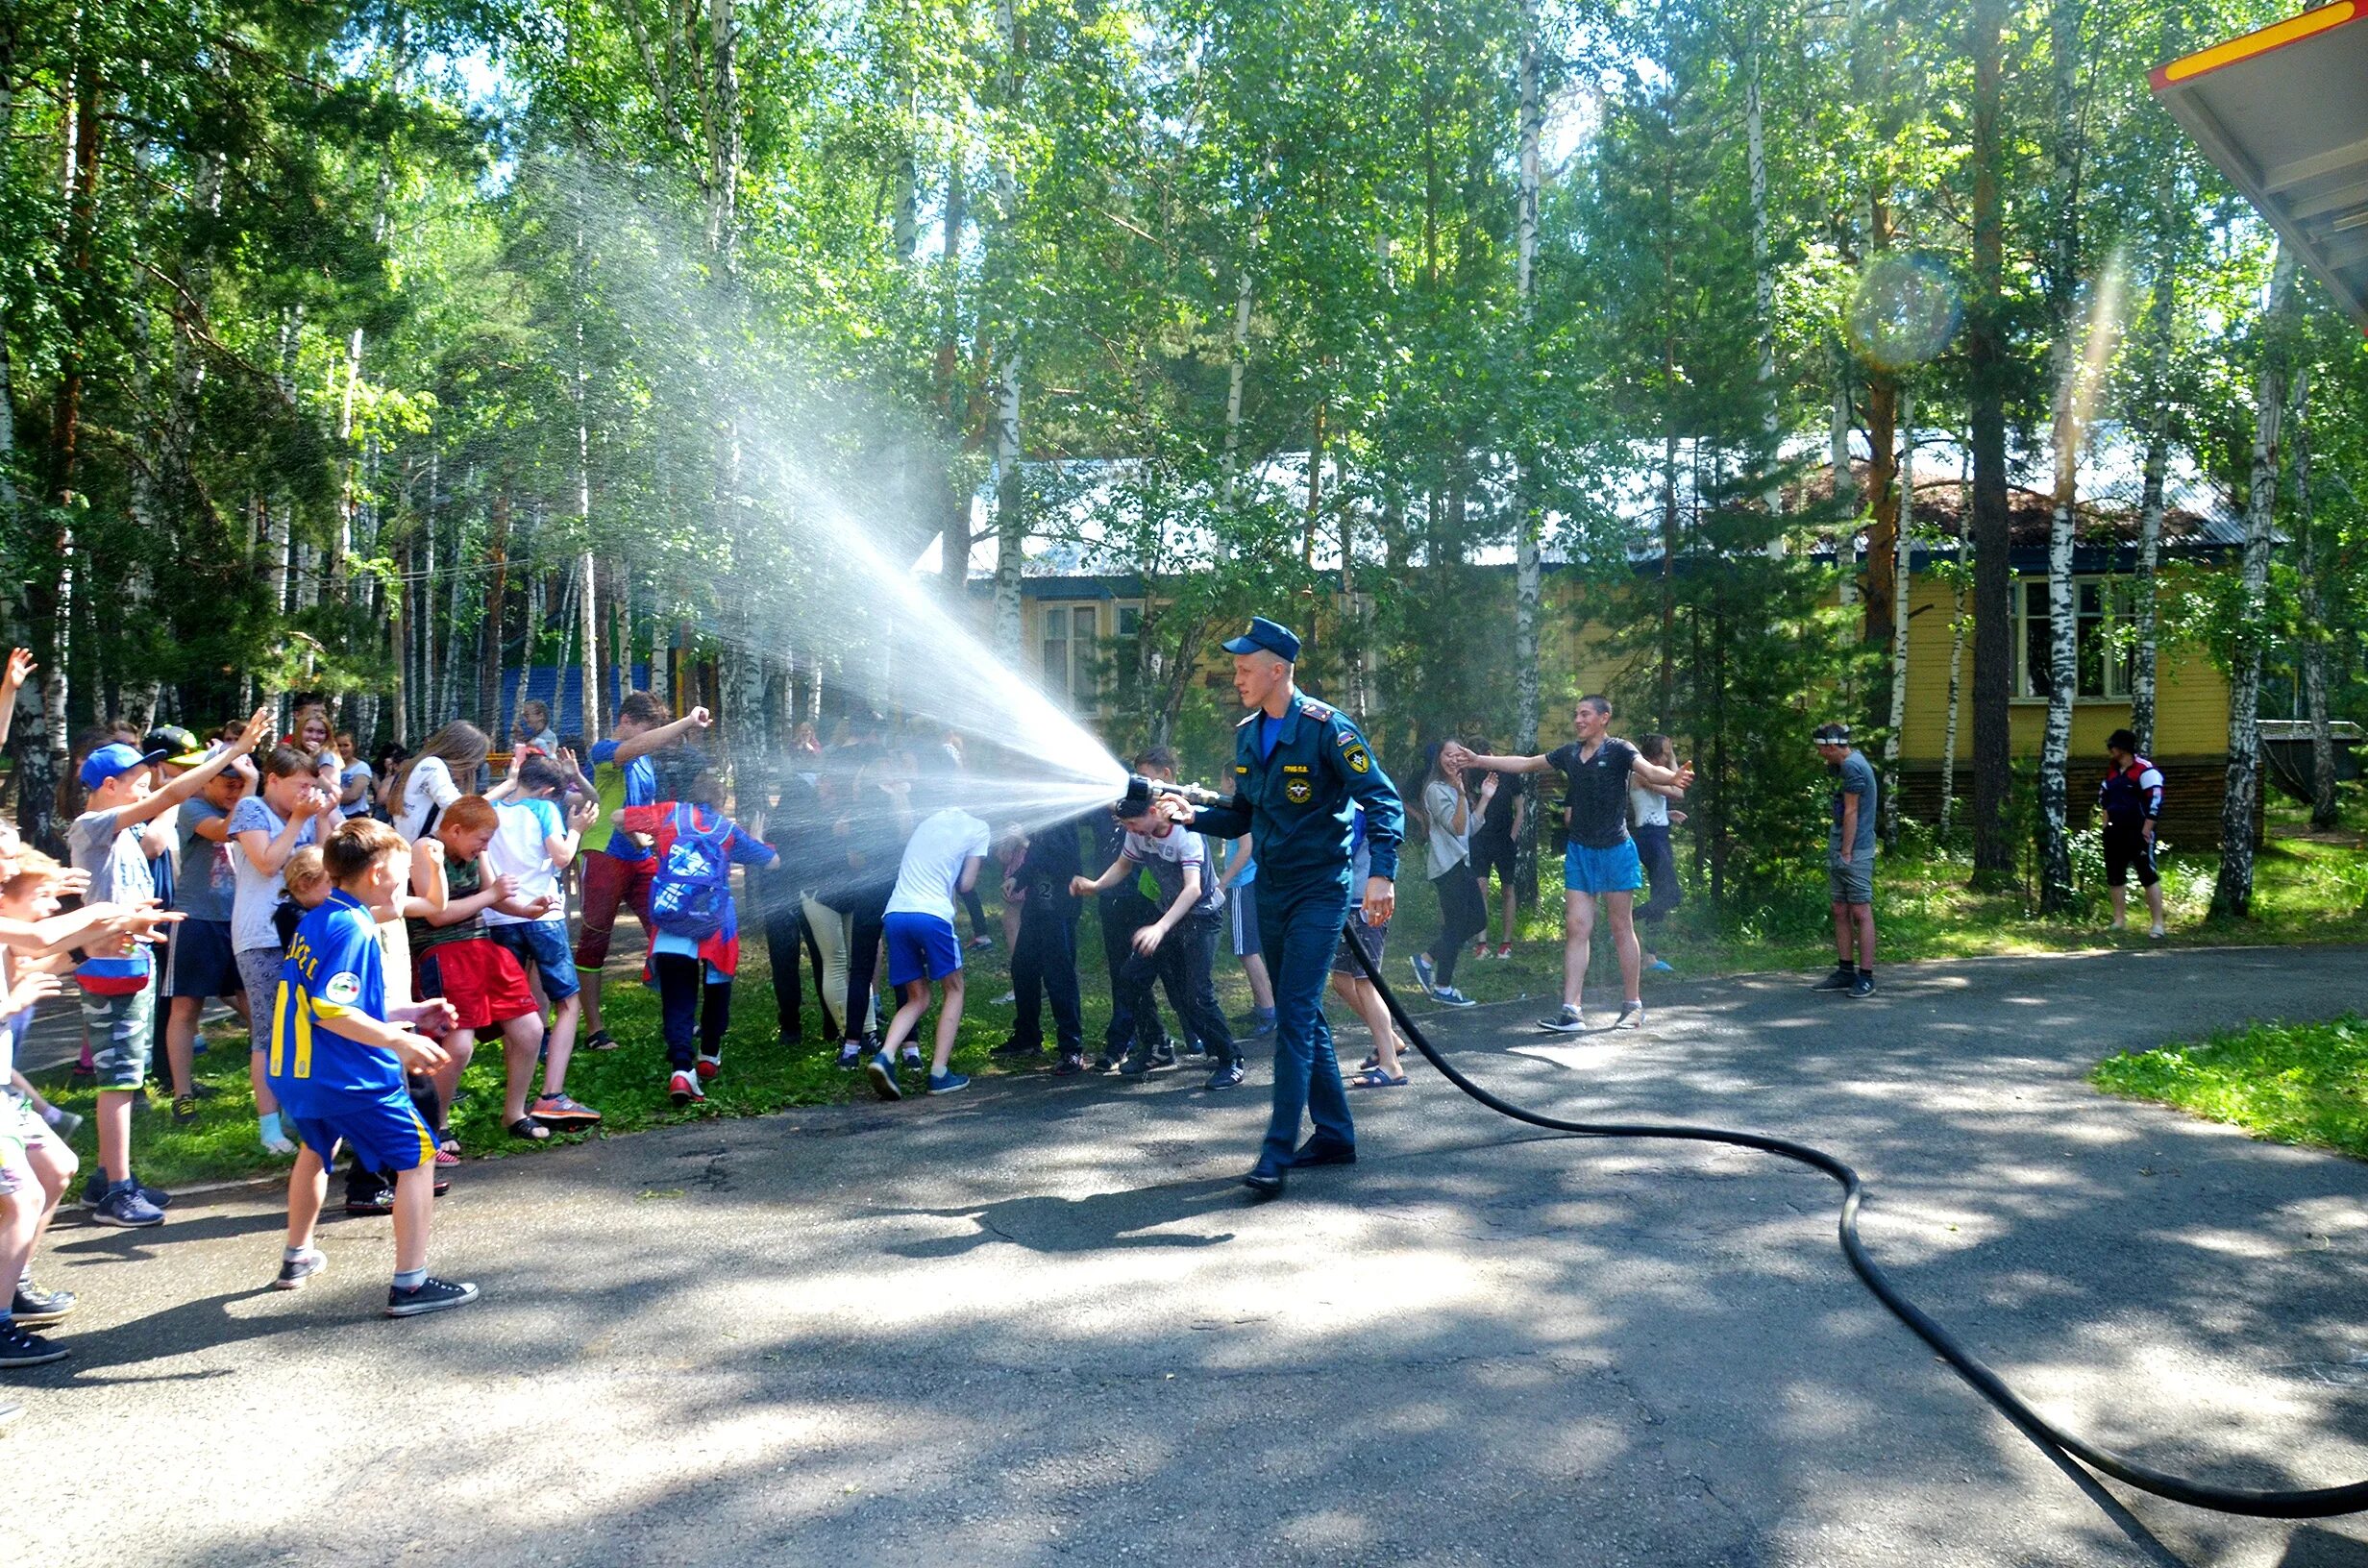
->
<box><xmin>81</xmin><ymin>743</ymin><xmax>171</xmax><ymax>791</ymax></box>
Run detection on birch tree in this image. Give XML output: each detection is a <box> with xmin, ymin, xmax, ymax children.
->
<box><xmin>2211</xmin><ymin>244</ymin><xmax>2295</xmax><ymax>919</ymax></box>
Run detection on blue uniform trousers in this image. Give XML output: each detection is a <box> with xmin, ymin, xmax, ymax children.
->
<box><xmin>1255</xmin><ymin>879</ymin><xmax>1355</xmax><ymax>1168</ymax></box>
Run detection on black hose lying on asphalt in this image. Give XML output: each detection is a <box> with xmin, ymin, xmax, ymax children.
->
<box><xmin>1339</xmin><ymin>931</ymin><xmax>2368</xmax><ymax>1520</ymax></box>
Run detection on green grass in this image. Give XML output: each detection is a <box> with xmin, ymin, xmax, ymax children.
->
<box><xmin>2092</xmin><ymin>1016</ymin><xmax>2368</xmax><ymax>1162</ymax></box>
<box><xmin>29</xmin><ymin>798</ymin><xmax>2368</xmax><ymax>1189</ymax></box>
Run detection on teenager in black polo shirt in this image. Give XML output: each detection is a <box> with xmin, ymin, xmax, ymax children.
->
<box><xmin>1449</xmin><ymin>696</ymin><xmax>1691</xmax><ymax>1034</ymax></box>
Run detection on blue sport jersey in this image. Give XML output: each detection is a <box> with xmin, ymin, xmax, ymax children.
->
<box><xmin>268</xmin><ymin>890</ymin><xmax>398</xmax><ymax>1112</ymax></box>
<box><xmin>1196</xmin><ymin>690</ymin><xmax>1403</xmax><ymax>894</ymax></box>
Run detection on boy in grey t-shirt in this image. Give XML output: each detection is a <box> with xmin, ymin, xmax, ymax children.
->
<box><xmin>1812</xmin><ymin>723</ymin><xmax>1878</xmax><ymax>997</ymax></box>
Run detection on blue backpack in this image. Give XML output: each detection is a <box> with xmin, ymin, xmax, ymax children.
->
<box><xmin>649</xmin><ymin>804</ymin><xmax>732</xmax><ymax>941</ymax></box>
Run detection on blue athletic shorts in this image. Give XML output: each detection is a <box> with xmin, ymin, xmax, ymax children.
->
<box><xmin>165</xmin><ymin>918</ymin><xmax>243</xmax><ymax>1000</ymax></box>
<box><xmin>488</xmin><ymin>919</ymin><xmax>581</xmax><ymax>1002</ymax></box>
<box><xmin>289</xmin><ymin>1090</ymin><xmax>438</xmax><ymax>1175</ymax></box>
<box><xmin>883</xmin><ymin>911</ymin><xmax>963</xmax><ymax>988</ymax></box>
<box><xmin>1564</xmin><ymin>839</ymin><xmax>1645</xmax><ymax>896</ymax></box>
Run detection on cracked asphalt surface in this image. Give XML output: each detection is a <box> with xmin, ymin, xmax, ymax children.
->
<box><xmin>12</xmin><ymin>944</ymin><xmax>2368</xmax><ymax>1567</ymax></box>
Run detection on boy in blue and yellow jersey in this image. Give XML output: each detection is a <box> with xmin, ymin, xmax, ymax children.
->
<box><xmin>266</xmin><ymin>817</ymin><xmax>478</xmax><ymax>1317</ymax></box>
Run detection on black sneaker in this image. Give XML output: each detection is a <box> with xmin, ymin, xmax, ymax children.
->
<box><xmin>385</xmin><ymin>1277</ymin><xmax>480</xmax><ymax>1318</ymax></box>
<box><xmin>344</xmin><ymin>1184</ymin><xmax>395</xmax><ymax>1218</ymax></box>
<box><xmin>272</xmin><ymin>1249</ymin><xmax>328</xmax><ymax>1290</ymax></box>
<box><xmin>993</xmin><ymin>1036</ymin><xmax>1042</xmax><ymax>1059</ymax></box>
<box><xmin>1093</xmin><ymin>1052</ymin><xmax>1127</xmax><ymax>1073</ymax></box>
<box><xmin>1151</xmin><ymin>1042</ymin><xmax>1177</xmax><ymax>1068</ymax></box>
<box><xmin>836</xmin><ymin>1043</ymin><xmax>863</xmax><ymax>1071</ymax></box>
<box><xmin>1849</xmin><ymin>971</ymin><xmax>1875</xmax><ymax>999</ymax></box>
<box><xmin>1812</xmin><ymin>967</ymin><xmax>1855</xmax><ymax>992</ymax></box>
<box><xmin>172</xmin><ymin>1093</ymin><xmax>200</xmax><ymax>1124</ymax></box>
<box><xmin>10</xmin><ymin>1284</ymin><xmax>75</xmax><ymax>1327</ymax></box>
<box><xmin>1203</xmin><ymin>1063</ymin><xmax>1246</xmax><ymax>1090</ymax></box>
<box><xmin>1536</xmin><ymin>1005</ymin><xmax>1585</xmax><ymax>1034</ymax></box>
<box><xmin>0</xmin><ymin>1323</ymin><xmax>69</xmax><ymax>1367</ymax></box>
<box><xmin>1051</xmin><ymin>1051</ymin><xmax>1086</xmax><ymax>1077</ymax></box>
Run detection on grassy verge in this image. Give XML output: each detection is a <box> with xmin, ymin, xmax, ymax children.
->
<box><xmin>2092</xmin><ymin>1016</ymin><xmax>2368</xmax><ymax>1162</ymax></box>
<box><xmin>30</xmin><ymin>799</ymin><xmax>2367</xmax><ymax>1189</ymax></box>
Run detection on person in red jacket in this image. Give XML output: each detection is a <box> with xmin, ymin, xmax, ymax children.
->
<box><xmin>2100</xmin><ymin>730</ymin><xmax>2167</xmax><ymax>941</ymax></box>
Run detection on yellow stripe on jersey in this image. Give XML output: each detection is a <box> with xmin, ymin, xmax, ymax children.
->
<box><xmin>269</xmin><ymin>980</ymin><xmax>289</xmax><ymax>1078</ymax></box>
<box><xmin>292</xmin><ymin>994</ymin><xmax>313</xmax><ymax>1080</ymax></box>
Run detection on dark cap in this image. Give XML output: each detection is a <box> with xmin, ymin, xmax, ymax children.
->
<box><xmin>143</xmin><ymin>725</ymin><xmax>199</xmax><ymax>760</ymax></box>
<box><xmin>1812</xmin><ymin>723</ymin><xmax>1852</xmax><ymax>747</ymax></box>
<box><xmin>1221</xmin><ymin>617</ymin><xmax>1300</xmax><ymax>663</ymax></box>
<box><xmin>1112</xmin><ymin>775</ymin><xmax>1159</xmax><ymax>821</ymax></box>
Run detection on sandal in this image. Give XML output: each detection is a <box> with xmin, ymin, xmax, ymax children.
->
<box><xmin>434</xmin><ymin>1133</ymin><xmax>461</xmax><ymax>1165</ymax></box>
<box><xmin>506</xmin><ymin>1117</ymin><xmax>551</xmax><ymax>1142</ymax></box>
<box><xmin>583</xmin><ymin>1029</ymin><xmax>620</xmax><ymax>1053</ymax></box>
<box><xmin>1358</xmin><ymin>1052</ymin><xmax>1381</xmax><ymax>1072</ymax></box>
<box><xmin>1346</xmin><ymin>1067</ymin><xmax>1407</xmax><ymax>1089</ymax></box>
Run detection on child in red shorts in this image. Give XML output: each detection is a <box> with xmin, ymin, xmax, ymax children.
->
<box><xmin>404</xmin><ymin>796</ymin><xmax>559</xmax><ymax>1147</ymax></box>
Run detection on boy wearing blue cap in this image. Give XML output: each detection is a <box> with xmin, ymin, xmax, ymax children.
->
<box><xmin>69</xmin><ymin>707</ymin><xmax>270</xmax><ymax>1227</ymax></box>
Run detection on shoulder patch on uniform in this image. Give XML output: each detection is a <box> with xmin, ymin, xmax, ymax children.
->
<box><xmin>1297</xmin><ymin>698</ymin><xmax>1335</xmax><ymax>723</ymax></box>
<box><xmin>323</xmin><ymin>971</ymin><xmax>363</xmax><ymax>1007</ymax></box>
<box><xmin>1344</xmin><ymin>744</ymin><xmax>1370</xmax><ymax>774</ymax></box>
<box><xmin>1335</xmin><ymin>729</ymin><xmax>1357</xmax><ymax>748</ymax></box>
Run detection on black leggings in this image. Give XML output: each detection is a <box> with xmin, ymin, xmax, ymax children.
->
<box><xmin>1427</xmin><ymin>865</ymin><xmax>1490</xmax><ymax>989</ymax></box>
<box><xmin>653</xmin><ymin>952</ymin><xmax>731</xmax><ymax>1068</ymax></box>
<box><xmin>840</xmin><ymin>885</ymin><xmax>893</xmax><ymax>1045</ymax></box>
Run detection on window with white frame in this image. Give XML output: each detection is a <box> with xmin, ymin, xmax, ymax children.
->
<box><xmin>2014</xmin><ymin>576</ymin><xmax>2134</xmax><ymax>700</ymax></box>
<box><xmin>1040</xmin><ymin>602</ymin><xmax>1101</xmax><ymax>707</ymax></box>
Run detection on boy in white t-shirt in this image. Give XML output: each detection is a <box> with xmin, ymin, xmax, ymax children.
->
<box><xmin>482</xmin><ymin>755</ymin><xmax>602</xmax><ymax>1128</ymax></box>
<box><xmin>865</xmin><ymin>799</ymin><xmax>991</xmax><ymax>1102</ymax></box>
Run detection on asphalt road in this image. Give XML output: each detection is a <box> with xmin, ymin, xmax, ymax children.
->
<box><xmin>12</xmin><ymin>945</ymin><xmax>2368</xmax><ymax>1568</ymax></box>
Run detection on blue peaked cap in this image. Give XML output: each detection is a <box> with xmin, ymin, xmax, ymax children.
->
<box><xmin>1221</xmin><ymin>616</ymin><xmax>1301</xmax><ymax>663</ymax></box>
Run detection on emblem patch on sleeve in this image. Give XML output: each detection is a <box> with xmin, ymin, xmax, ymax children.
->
<box><xmin>323</xmin><ymin>971</ymin><xmax>363</xmax><ymax>1007</ymax></box>
<box><xmin>1344</xmin><ymin>744</ymin><xmax>1370</xmax><ymax>774</ymax></box>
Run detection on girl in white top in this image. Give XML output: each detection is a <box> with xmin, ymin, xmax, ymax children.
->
<box><xmin>1630</xmin><ymin>733</ymin><xmax>1687</xmax><ymax>972</ymax></box>
<box><xmin>390</xmin><ymin>722</ymin><xmax>490</xmax><ymax>843</ymax></box>
<box><xmin>1411</xmin><ymin>744</ymin><xmax>1494</xmax><ymax>1011</ymax></box>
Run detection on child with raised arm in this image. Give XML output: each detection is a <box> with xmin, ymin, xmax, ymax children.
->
<box><xmin>575</xmin><ymin>695</ymin><xmax>713</xmax><ymax>1051</ymax></box>
<box><xmin>483</xmin><ymin>756</ymin><xmax>603</xmax><ymax>1129</ymax></box>
<box><xmin>0</xmin><ymin>852</ymin><xmax>80</xmax><ymax>1364</ymax></box>
<box><xmin>267</xmin><ymin>818</ymin><xmax>476</xmax><ymax>1315</ymax></box>
<box><xmin>72</xmin><ymin>706</ymin><xmax>269</xmax><ymax>1226</ymax></box>
<box><xmin>1070</xmin><ymin>779</ymin><xmax>1242</xmax><ymax>1090</ymax></box>
<box><xmin>230</xmin><ymin>744</ymin><xmax>335</xmax><ymax>1157</ymax></box>
<box><xmin>615</xmin><ymin>770</ymin><xmax>778</xmax><ymax>1106</ymax></box>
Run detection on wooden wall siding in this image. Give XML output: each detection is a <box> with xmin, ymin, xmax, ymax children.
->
<box><xmin>1897</xmin><ymin>757</ymin><xmax>2259</xmax><ymax>847</ymax></box>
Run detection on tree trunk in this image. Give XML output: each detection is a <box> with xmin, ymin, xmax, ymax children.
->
<box><xmin>2131</xmin><ymin>259</ymin><xmax>2173</xmax><ymax>756</ymax></box>
<box><xmin>989</xmin><ymin>0</ymin><xmax>1025</xmax><ymax>661</ymax></box>
<box><xmin>1747</xmin><ymin>24</ymin><xmax>1784</xmax><ymax>543</ymax></box>
<box><xmin>1221</xmin><ymin>258</ymin><xmax>1253</xmax><ymax>506</ymax></box>
<box><xmin>1882</xmin><ymin>391</ymin><xmax>1912</xmax><ymax>848</ymax></box>
<box><xmin>1967</xmin><ymin>0</ymin><xmax>2014</xmax><ymax>886</ymax></box>
<box><xmin>2035</xmin><ymin>0</ymin><xmax>2088</xmax><ymax>913</ymax></box>
<box><xmin>937</xmin><ymin>136</ymin><xmax>973</xmax><ymax>613</ymax></box>
<box><xmin>1941</xmin><ymin>564</ymin><xmax>1966</xmax><ymax>839</ymax></box>
<box><xmin>2293</xmin><ymin>367</ymin><xmax>2336</xmax><ymax>829</ymax></box>
<box><xmin>2212</xmin><ymin>245</ymin><xmax>2294</xmax><ymax>919</ymax></box>
<box><xmin>1514</xmin><ymin>0</ymin><xmax>1543</xmax><ymax>755</ymax></box>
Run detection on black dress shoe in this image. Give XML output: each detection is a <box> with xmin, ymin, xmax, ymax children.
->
<box><xmin>1242</xmin><ymin>1164</ymin><xmax>1286</xmax><ymax>1199</ymax></box>
<box><xmin>1291</xmin><ymin>1137</ymin><xmax>1357</xmax><ymax>1167</ymax></box>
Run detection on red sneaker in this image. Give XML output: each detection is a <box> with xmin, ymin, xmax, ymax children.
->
<box><xmin>694</xmin><ymin>1051</ymin><xmax>723</xmax><ymax>1082</ymax></box>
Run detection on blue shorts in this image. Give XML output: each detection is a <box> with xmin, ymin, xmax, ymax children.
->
<box><xmin>883</xmin><ymin>911</ymin><xmax>962</xmax><ymax>988</ymax></box>
<box><xmin>488</xmin><ymin>919</ymin><xmax>581</xmax><ymax>1002</ymax></box>
<box><xmin>165</xmin><ymin>918</ymin><xmax>243</xmax><ymax>1000</ymax></box>
<box><xmin>1564</xmin><ymin>839</ymin><xmax>1645</xmax><ymax>896</ymax></box>
<box><xmin>289</xmin><ymin>1090</ymin><xmax>438</xmax><ymax>1175</ymax></box>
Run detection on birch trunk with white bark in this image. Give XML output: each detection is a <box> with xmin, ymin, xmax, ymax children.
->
<box><xmin>2212</xmin><ymin>245</ymin><xmax>2295</xmax><ymax>918</ymax></box>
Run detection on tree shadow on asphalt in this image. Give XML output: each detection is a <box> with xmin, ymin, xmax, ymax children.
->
<box><xmin>52</xmin><ymin>946</ymin><xmax>2368</xmax><ymax>1568</ymax></box>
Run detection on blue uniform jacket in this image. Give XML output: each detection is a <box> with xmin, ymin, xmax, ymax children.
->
<box><xmin>1194</xmin><ymin>692</ymin><xmax>1403</xmax><ymax>893</ymax></box>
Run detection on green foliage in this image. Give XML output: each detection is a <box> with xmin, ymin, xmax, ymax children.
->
<box><xmin>2094</xmin><ymin>1016</ymin><xmax>2368</xmax><ymax>1162</ymax></box>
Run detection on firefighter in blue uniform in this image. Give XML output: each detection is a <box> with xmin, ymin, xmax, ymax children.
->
<box><xmin>1168</xmin><ymin>617</ymin><xmax>1404</xmax><ymax>1198</ymax></box>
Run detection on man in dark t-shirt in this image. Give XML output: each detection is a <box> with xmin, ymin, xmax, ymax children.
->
<box><xmin>1466</xmin><ymin>754</ymin><xmax>1526</xmax><ymax>956</ymax></box>
<box><xmin>1451</xmin><ymin>696</ymin><xmax>1691</xmax><ymax>1035</ymax></box>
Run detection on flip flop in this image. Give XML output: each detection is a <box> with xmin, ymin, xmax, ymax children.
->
<box><xmin>1346</xmin><ymin>1067</ymin><xmax>1407</xmax><ymax>1089</ymax></box>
